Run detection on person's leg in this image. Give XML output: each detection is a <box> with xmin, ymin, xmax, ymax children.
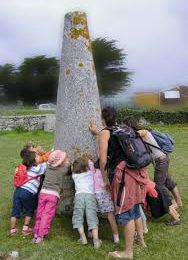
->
<box><xmin>37</xmin><ymin>194</ymin><xmax>58</xmax><ymax>238</ymax></box>
<box><xmin>33</xmin><ymin>194</ymin><xmax>46</xmax><ymax>238</ymax></box>
<box><xmin>171</xmin><ymin>186</ymin><xmax>183</xmax><ymax>207</ymax></box>
<box><xmin>20</xmin><ymin>189</ymin><xmax>35</xmax><ymax>235</ymax></box>
<box><xmin>85</xmin><ymin>194</ymin><xmax>101</xmax><ymax>249</ymax></box>
<box><xmin>109</xmin><ymin>220</ymin><xmax>134</xmax><ymax>259</ymax></box>
<box><xmin>72</xmin><ymin>194</ymin><xmax>87</xmax><ymax>244</ymax></box>
<box><xmin>10</xmin><ymin>188</ymin><xmax>22</xmax><ymax>234</ymax></box>
<box><xmin>107</xmin><ymin>212</ymin><xmax>119</xmax><ymax>242</ymax></box>
<box><xmin>135</xmin><ymin>217</ymin><xmax>147</xmax><ymax>247</ymax></box>
<box><xmin>139</xmin><ymin>204</ymin><xmax>148</xmax><ymax>234</ymax></box>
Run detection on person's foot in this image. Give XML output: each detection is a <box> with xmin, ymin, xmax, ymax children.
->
<box><xmin>113</xmin><ymin>234</ymin><xmax>120</xmax><ymax>243</ymax></box>
<box><xmin>136</xmin><ymin>238</ymin><xmax>147</xmax><ymax>247</ymax></box>
<box><xmin>165</xmin><ymin>219</ymin><xmax>181</xmax><ymax>226</ymax></box>
<box><xmin>22</xmin><ymin>226</ymin><xmax>33</xmax><ymax>236</ymax></box>
<box><xmin>93</xmin><ymin>238</ymin><xmax>102</xmax><ymax>249</ymax></box>
<box><xmin>108</xmin><ymin>251</ymin><xmax>133</xmax><ymax>259</ymax></box>
<box><xmin>78</xmin><ymin>237</ymin><xmax>88</xmax><ymax>245</ymax></box>
<box><xmin>10</xmin><ymin>228</ymin><xmax>19</xmax><ymax>236</ymax></box>
<box><xmin>35</xmin><ymin>237</ymin><xmax>44</xmax><ymax>244</ymax></box>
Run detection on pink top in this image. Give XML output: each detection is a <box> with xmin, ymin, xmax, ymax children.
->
<box><xmin>93</xmin><ymin>169</ymin><xmax>105</xmax><ymax>193</ymax></box>
<box><xmin>88</xmin><ymin>160</ymin><xmax>105</xmax><ymax>193</ymax></box>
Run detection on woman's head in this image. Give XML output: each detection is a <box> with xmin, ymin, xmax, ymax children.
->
<box><xmin>20</xmin><ymin>148</ymin><xmax>37</xmax><ymax>168</ymax></box>
<box><xmin>101</xmin><ymin>106</ymin><xmax>117</xmax><ymax>127</ymax></box>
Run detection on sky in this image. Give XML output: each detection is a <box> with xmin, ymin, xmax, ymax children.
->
<box><xmin>0</xmin><ymin>0</ymin><xmax>188</xmax><ymax>97</ymax></box>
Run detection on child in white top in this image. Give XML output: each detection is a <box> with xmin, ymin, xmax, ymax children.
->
<box><xmin>88</xmin><ymin>160</ymin><xmax>119</xmax><ymax>243</ymax></box>
<box><xmin>72</xmin><ymin>155</ymin><xmax>102</xmax><ymax>249</ymax></box>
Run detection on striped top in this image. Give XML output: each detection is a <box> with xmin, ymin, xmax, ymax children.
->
<box><xmin>21</xmin><ymin>163</ymin><xmax>46</xmax><ymax>194</ymax></box>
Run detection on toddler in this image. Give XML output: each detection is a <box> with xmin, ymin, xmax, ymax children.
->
<box><xmin>72</xmin><ymin>155</ymin><xmax>102</xmax><ymax>249</ymax></box>
<box><xmin>88</xmin><ymin>160</ymin><xmax>119</xmax><ymax>243</ymax></box>
<box><xmin>33</xmin><ymin>150</ymin><xmax>70</xmax><ymax>244</ymax></box>
<box><xmin>10</xmin><ymin>148</ymin><xmax>46</xmax><ymax>235</ymax></box>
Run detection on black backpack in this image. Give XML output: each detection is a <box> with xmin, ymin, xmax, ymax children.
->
<box><xmin>108</xmin><ymin>125</ymin><xmax>152</xmax><ymax>169</ymax></box>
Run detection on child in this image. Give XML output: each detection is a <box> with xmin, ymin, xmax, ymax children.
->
<box><xmin>72</xmin><ymin>155</ymin><xmax>102</xmax><ymax>249</ymax></box>
<box><xmin>23</xmin><ymin>142</ymin><xmax>52</xmax><ymax>163</ymax></box>
<box><xmin>10</xmin><ymin>148</ymin><xmax>46</xmax><ymax>236</ymax></box>
<box><xmin>33</xmin><ymin>150</ymin><xmax>70</xmax><ymax>244</ymax></box>
<box><xmin>88</xmin><ymin>160</ymin><xmax>119</xmax><ymax>243</ymax></box>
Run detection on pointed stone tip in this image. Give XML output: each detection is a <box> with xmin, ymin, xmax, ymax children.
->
<box><xmin>65</xmin><ymin>11</ymin><xmax>87</xmax><ymax>18</ymax></box>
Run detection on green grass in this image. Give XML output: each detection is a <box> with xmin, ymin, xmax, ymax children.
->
<box><xmin>0</xmin><ymin>126</ymin><xmax>188</xmax><ymax>259</ymax></box>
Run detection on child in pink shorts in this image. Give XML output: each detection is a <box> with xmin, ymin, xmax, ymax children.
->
<box><xmin>89</xmin><ymin>160</ymin><xmax>119</xmax><ymax>243</ymax></box>
<box><xmin>33</xmin><ymin>150</ymin><xmax>70</xmax><ymax>244</ymax></box>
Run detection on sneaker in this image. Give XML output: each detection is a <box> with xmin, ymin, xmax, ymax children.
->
<box><xmin>10</xmin><ymin>228</ymin><xmax>19</xmax><ymax>236</ymax></box>
<box><xmin>22</xmin><ymin>226</ymin><xmax>33</xmax><ymax>236</ymax></box>
<box><xmin>93</xmin><ymin>238</ymin><xmax>102</xmax><ymax>249</ymax></box>
<box><xmin>35</xmin><ymin>237</ymin><xmax>44</xmax><ymax>244</ymax></box>
<box><xmin>77</xmin><ymin>237</ymin><xmax>88</xmax><ymax>245</ymax></box>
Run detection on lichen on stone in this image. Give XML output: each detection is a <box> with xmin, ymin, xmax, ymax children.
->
<box><xmin>65</xmin><ymin>69</ymin><xmax>70</xmax><ymax>75</ymax></box>
<box><xmin>79</xmin><ymin>62</ymin><xmax>84</xmax><ymax>67</ymax></box>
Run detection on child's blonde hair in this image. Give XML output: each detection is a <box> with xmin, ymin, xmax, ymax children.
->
<box><xmin>72</xmin><ymin>153</ymin><xmax>93</xmax><ymax>174</ymax></box>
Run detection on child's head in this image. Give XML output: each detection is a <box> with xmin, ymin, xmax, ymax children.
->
<box><xmin>23</xmin><ymin>142</ymin><xmax>45</xmax><ymax>155</ymax></box>
<box><xmin>47</xmin><ymin>150</ymin><xmax>67</xmax><ymax>168</ymax></box>
<box><xmin>72</xmin><ymin>153</ymin><xmax>93</xmax><ymax>174</ymax></box>
<box><xmin>20</xmin><ymin>148</ymin><xmax>37</xmax><ymax>168</ymax></box>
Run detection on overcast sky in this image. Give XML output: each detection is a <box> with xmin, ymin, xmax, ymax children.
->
<box><xmin>0</xmin><ymin>0</ymin><xmax>187</xmax><ymax>96</ymax></box>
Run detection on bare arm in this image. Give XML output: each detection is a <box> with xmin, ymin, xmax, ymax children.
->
<box><xmin>98</xmin><ymin>130</ymin><xmax>110</xmax><ymax>188</ymax></box>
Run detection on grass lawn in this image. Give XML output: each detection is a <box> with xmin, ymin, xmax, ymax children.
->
<box><xmin>0</xmin><ymin>125</ymin><xmax>188</xmax><ymax>260</ymax></box>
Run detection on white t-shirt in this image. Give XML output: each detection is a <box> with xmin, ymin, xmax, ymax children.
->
<box><xmin>72</xmin><ymin>171</ymin><xmax>94</xmax><ymax>195</ymax></box>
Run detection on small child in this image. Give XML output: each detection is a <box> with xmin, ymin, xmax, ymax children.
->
<box><xmin>88</xmin><ymin>160</ymin><xmax>119</xmax><ymax>243</ymax></box>
<box><xmin>10</xmin><ymin>148</ymin><xmax>46</xmax><ymax>236</ymax></box>
<box><xmin>72</xmin><ymin>155</ymin><xmax>102</xmax><ymax>249</ymax></box>
<box><xmin>33</xmin><ymin>150</ymin><xmax>70</xmax><ymax>244</ymax></box>
<box><xmin>23</xmin><ymin>142</ymin><xmax>52</xmax><ymax>163</ymax></box>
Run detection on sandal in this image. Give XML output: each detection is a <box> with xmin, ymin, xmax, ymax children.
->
<box><xmin>108</xmin><ymin>251</ymin><xmax>133</xmax><ymax>259</ymax></box>
<box><xmin>165</xmin><ymin>219</ymin><xmax>181</xmax><ymax>226</ymax></box>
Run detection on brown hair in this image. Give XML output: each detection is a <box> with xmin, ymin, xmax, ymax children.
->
<box><xmin>72</xmin><ymin>154</ymin><xmax>92</xmax><ymax>174</ymax></box>
<box><xmin>20</xmin><ymin>148</ymin><xmax>36</xmax><ymax>168</ymax></box>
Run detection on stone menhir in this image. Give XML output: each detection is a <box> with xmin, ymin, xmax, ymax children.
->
<box><xmin>55</xmin><ymin>11</ymin><xmax>102</xmax><ymax>214</ymax></box>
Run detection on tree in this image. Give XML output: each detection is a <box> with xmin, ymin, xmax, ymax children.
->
<box><xmin>0</xmin><ymin>64</ymin><xmax>19</xmax><ymax>101</ymax></box>
<box><xmin>18</xmin><ymin>55</ymin><xmax>59</xmax><ymax>103</ymax></box>
<box><xmin>92</xmin><ymin>37</ymin><xmax>131</xmax><ymax>96</ymax></box>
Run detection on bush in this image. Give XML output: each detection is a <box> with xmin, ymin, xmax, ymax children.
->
<box><xmin>117</xmin><ymin>108</ymin><xmax>188</xmax><ymax>124</ymax></box>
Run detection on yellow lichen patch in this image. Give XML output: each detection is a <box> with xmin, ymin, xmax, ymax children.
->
<box><xmin>70</xmin><ymin>28</ymin><xmax>89</xmax><ymax>40</ymax></box>
<box><xmin>73</xmin><ymin>13</ymin><xmax>87</xmax><ymax>26</ymax></box>
<box><xmin>65</xmin><ymin>69</ymin><xmax>70</xmax><ymax>75</ymax></box>
<box><xmin>79</xmin><ymin>62</ymin><xmax>84</xmax><ymax>67</ymax></box>
<box><xmin>92</xmin><ymin>63</ymin><xmax>96</xmax><ymax>72</ymax></box>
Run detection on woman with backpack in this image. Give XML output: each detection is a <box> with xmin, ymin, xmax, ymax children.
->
<box><xmin>89</xmin><ymin>107</ymin><xmax>148</xmax><ymax>260</ymax></box>
<box><xmin>123</xmin><ymin>116</ymin><xmax>182</xmax><ymax>225</ymax></box>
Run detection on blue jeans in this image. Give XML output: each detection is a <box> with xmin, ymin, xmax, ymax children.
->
<box><xmin>11</xmin><ymin>187</ymin><xmax>35</xmax><ymax>218</ymax></box>
<box><xmin>115</xmin><ymin>204</ymin><xmax>141</xmax><ymax>225</ymax></box>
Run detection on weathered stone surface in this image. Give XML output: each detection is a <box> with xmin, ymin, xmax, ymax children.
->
<box><xmin>44</xmin><ymin>114</ymin><xmax>56</xmax><ymax>132</ymax></box>
<box><xmin>55</xmin><ymin>12</ymin><xmax>102</xmax><ymax>214</ymax></box>
<box><xmin>0</xmin><ymin>115</ymin><xmax>53</xmax><ymax>131</ymax></box>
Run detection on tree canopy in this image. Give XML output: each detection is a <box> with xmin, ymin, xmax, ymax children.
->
<box><xmin>0</xmin><ymin>38</ymin><xmax>131</xmax><ymax>104</ymax></box>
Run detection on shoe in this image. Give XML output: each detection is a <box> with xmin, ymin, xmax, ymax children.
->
<box><xmin>77</xmin><ymin>237</ymin><xmax>88</xmax><ymax>245</ymax></box>
<box><xmin>165</xmin><ymin>219</ymin><xmax>181</xmax><ymax>226</ymax></box>
<box><xmin>113</xmin><ymin>234</ymin><xmax>120</xmax><ymax>244</ymax></box>
<box><xmin>22</xmin><ymin>226</ymin><xmax>33</xmax><ymax>236</ymax></box>
<box><xmin>93</xmin><ymin>238</ymin><xmax>102</xmax><ymax>249</ymax></box>
<box><xmin>10</xmin><ymin>228</ymin><xmax>19</xmax><ymax>236</ymax></box>
<box><xmin>35</xmin><ymin>237</ymin><xmax>44</xmax><ymax>244</ymax></box>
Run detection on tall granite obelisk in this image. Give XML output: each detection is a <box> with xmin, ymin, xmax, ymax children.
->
<box><xmin>55</xmin><ymin>11</ymin><xmax>102</xmax><ymax>213</ymax></box>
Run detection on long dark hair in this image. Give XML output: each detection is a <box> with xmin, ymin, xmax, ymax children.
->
<box><xmin>101</xmin><ymin>106</ymin><xmax>117</xmax><ymax>127</ymax></box>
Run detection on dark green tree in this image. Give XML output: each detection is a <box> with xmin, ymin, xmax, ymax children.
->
<box><xmin>18</xmin><ymin>55</ymin><xmax>59</xmax><ymax>103</ymax></box>
<box><xmin>92</xmin><ymin>37</ymin><xmax>131</xmax><ymax>96</ymax></box>
<box><xmin>0</xmin><ymin>64</ymin><xmax>19</xmax><ymax>101</ymax></box>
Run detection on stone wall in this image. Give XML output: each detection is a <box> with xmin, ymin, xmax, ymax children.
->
<box><xmin>0</xmin><ymin>114</ymin><xmax>56</xmax><ymax>132</ymax></box>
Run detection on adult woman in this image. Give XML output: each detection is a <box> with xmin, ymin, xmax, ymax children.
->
<box><xmin>123</xmin><ymin>116</ymin><xmax>182</xmax><ymax>224</ymax></box>
<box><xmin>89</xmin><ymin>107</ymin><xmax>148</xmax><ymax>259</ymax></box>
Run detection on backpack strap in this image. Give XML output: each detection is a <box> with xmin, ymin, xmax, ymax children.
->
<box><xmin>117</xmin><ymin>166</ymin><xmax>126</xmax><ymax>207</ymax></box>
<box><xmin>22</xmin><ymin>176</ymin><xmax>39</xmax><ymax>185</ymax></box>
<box><xmin>143</xmin><ymin>141</ymin><xmax>163</xmax><ymax>151</ymax></box>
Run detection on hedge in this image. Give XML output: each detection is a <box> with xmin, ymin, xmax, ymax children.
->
<box><xmin>117</xmin><ymin>108</ymin><xmax>188</xmax><ymax>124</ymax></box>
